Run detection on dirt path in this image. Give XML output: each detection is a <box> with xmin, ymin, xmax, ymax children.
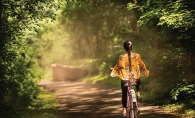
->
<box><xmin>38</xmin><ymin>80</ymin><xmax>181</xmax><ymax>118</ymax></box>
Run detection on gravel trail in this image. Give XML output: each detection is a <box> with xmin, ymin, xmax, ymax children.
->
<box><xmin>39</xmin><ymin>80</ymin><xmax>181</xmax><ymax>118</ymax></box>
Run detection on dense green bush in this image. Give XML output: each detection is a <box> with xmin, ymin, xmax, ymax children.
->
<box><xmin>171</xmin><ymin>84</ymin><xmax>195</xmax><ymax>102</ymax></box>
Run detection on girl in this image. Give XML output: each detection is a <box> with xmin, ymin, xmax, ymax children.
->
<box><xmin>110</xmin><ymin>40</ymin><xmax>149</xmax><ymax>117</ymax></box>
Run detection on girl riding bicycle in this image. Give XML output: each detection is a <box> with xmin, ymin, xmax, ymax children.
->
<box><xmin>110</xmin><ymin>40</ymin><xmax>150</xmax><ymax>117</ymax></box>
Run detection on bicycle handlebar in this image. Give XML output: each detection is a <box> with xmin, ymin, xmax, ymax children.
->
<box><xmin>124</xmin><ymin>82</ymin><xmax>132</xmax><ymax>87</ymax></box>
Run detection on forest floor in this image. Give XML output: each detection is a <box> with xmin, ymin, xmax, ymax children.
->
<box><xmin>38</xmin><ymin>79</ymin><xmax>182</xmax><ymax>118</ymax></box>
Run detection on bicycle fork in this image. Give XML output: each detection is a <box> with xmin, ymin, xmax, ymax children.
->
<box><xmin>127</xmin><ymin>88</ymin><xmax>140</xmax><ymax>118</ymax></box>
<box><xmin>130</xmin><ymin>89</ymin><xmax>137</xmax><ymax>103</ymax></box>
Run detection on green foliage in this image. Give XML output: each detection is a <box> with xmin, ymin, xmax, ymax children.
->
<box><xmin>162</xmin><ymin>102</ymin><xmax>195</xmax><ymax>117</ymax></box>
<box><xmin>0</xmin><ymin>102</ymin><xmax>20</xmax><ymax>118</ymax></box>
<box><xmin>158</xmin><ymin>1</ymin><xmax>195</xmax><ymax>29</ymax></box>
<box><xmin>28</xmin><ymin>23</ymin><xmax>70</xmax><ymax>68</ymax></box>
<box><xmin>0</xmin><ymin>0</ymin><xmax>59</xmax><ymax>112</ymax></box>
<box><xmin>126</xmin><ymin>0</ymin><xmax>195</xmax><ymax>103</ymax></box>
<box><xmin>171</xmin><ymin>84</ymin><xmax>195</xmax><ymax>101</ymax></box>
<box><xmin>59</xmin><ymin>0</ymin><xmax>135</xmax><ymax>59</ymax></box>
<box><xmin>19</xmin><ymin>89</ymin><xmax>58</xmax><ymax>118</ymax></box>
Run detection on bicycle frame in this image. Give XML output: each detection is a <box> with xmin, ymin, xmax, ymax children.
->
<box><xmin>126</xmin><ymin>85</ymin><xmax>139</xmax><ymax>118</ymax></box>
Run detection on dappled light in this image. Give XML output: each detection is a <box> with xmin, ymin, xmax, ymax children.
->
<box><xmin>39</xmin><ymin>80</ymin><xmax>181</xmax><ymax>118</ymax></box>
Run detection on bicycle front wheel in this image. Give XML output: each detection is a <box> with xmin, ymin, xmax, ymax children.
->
<box><xmin>133</xmin><ymin>102</ymin><xmax>138</xmax><ymax>118</ymax></box>
<box><xmin>126</xmin><ymin>99</ymin><xmax>135</xmax><ymax>118</ymax></box>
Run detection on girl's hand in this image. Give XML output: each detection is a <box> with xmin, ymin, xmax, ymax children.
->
<box><xmin>145</xmin><ymin>70</ymin><xmax>150</xmax><ymax>77</ymax></box>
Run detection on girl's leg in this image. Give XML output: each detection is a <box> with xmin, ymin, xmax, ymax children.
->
<box><xmin>135</xmin><ymin>79</ymin><xmax>142</xmax><ymax>101</ymax></box>
<box><xmin>121</xmin><ymin>80</ymin><xmax>128</xmax><ymax>114</ymax></box>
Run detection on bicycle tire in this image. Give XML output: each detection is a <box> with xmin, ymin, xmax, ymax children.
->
<box><xmin>126</xmin><ymin>95</ymin><xmax>134</xmax><ymax>118</ymax></box>
<box><xmin>126</xmin><ymin>92</ymin><xmax>131</xmax><ymax>118</ymax></box>
<box><xmin>127</xmin><ymin>100</ymin><xmax>139</xmax><ymax>118</ymax></box>
<box><xmin>133</xmin><ymin>102</ymin><xmax>138</xmax><ymax>118</ymax></box>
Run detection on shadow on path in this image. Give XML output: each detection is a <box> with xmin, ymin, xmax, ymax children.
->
<box><xmin>38</xmin><ymin>80</ymin><xmax>181</xmax><ymax>118</ymax></box>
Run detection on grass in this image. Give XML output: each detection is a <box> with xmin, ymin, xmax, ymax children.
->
<box><xmin>162</xmin><ymin>102</ymin><xmax>195</xmax><ymax>117</ymax></box>
<box><xmin>80</xmin><ymin>74</ymin><xmax>121</xmax><ymax>88</ymax></box>
<box><xmin>42</xmin><ymin>67</ymin><xmax>53</xmax><ymax>80</ymax></box>
<box><xmin>19</xmin><ymin>88</ymin><xmax>58</xmax><ymax>118</ymax></box>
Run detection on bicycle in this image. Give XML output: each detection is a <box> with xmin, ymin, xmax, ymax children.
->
<box><xmin>124</xmin><ymin>82</ymin><xmax>140</xmax><ymax>118</ymax></box>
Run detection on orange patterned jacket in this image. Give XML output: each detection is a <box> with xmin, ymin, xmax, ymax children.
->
<box><xmin>110</xmin><ymin>52</ymin><xmax>149</xmax><ymax>80</ymax></box>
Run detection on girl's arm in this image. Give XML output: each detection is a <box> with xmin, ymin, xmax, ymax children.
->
<box><xmin>138</xmin><ymin>55</ymin><xmax>150</xmax><ymax>77</ymax></box>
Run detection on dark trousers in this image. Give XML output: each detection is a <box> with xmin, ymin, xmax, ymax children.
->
<box><xmin>121</xmin><ymin>79</ymin><xmax>141</xmax><ymax>108</ymax></box>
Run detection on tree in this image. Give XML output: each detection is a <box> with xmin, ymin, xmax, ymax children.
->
<box><xmin>59</xmin><ymin>0</ymin><xmax>136</xmax><ymax>58</ymax></box>
<box><xmin>127</xmin><ymin>0</ymin><xmax>195</xmax><ymax>101</ymax></box>
<box><xmin>0</xmin><ymin>0</ymin><xmax>59</xmax><ymax>109</ymax></box>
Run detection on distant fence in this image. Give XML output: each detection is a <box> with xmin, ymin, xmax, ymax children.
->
<box><xmin>51</xmin><ymin>64</ymin><xmax>88</xmax><ymax>81</ymax></box>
